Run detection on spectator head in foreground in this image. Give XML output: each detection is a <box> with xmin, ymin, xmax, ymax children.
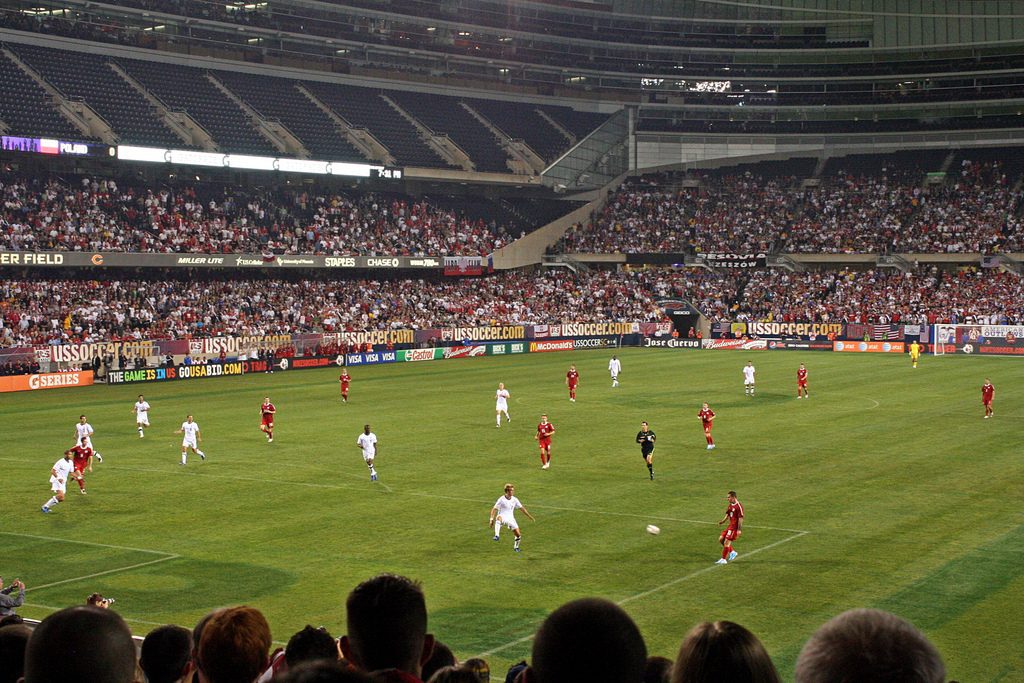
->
<box><xmin>340</xmin><ymin>574</ymin><xmax>434</xmax><ymax>679</ymax></box>
<box><xmin>141</xmin><ymin>624</ymin><xmax>194</xmax><ymax>683</ymax></box>
<box><xmin>670</xmin><ymin>621</ymin><xmax>780</xmax><ymax>683</ymax></box>
<box><xmin>197</xmin><ymin>606</ymin><xmax>272</xmax><ymax>683</ymax></box>
<box><xmin>794</xmin><ymin>608</ymin><xmax>945</xmax><ymax>683</ymax></box>
<box><xmin>275</xmin><ymin>661</ymin><xmax>372</xmax><ymax>682</ymax></box>
<box><xmin>461</xmin><ymin>658</ymin><xmax>490</xmax><ymax>683</ymax></box>
<box><xmin>420</xmin><ymin>640</ymin><xmax>456</xmax><ymax>682</ymax></box>
<box><xmin>286</xmin><ymin>625</ymin><xmax>340</xmax><ymax>669</ymax></box>
<box><xmin>22</xmin><ymin>605</ymin><xmax>136</xmax><ymax>683</ymax></box>
<box><xmin>643</xmin><ymin>656</ymin><xmax>673</xmax><ymax>683</ymax></box>
<box><xmin>0</xmin><ymin>624</ymin><xmax>31</xmax><ymax>683</ymax></box>
<box><xmin>529</xmin><ymin>597</ymin><xmax>647</xmax><ymax>683</ymax></box>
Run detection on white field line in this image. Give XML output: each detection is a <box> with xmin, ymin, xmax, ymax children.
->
<box><xmin>476</xmin><ymin>530</ymin><xmax>809</xmax><ymax>658</ymax></box>
<box><xmin>107</xmin><ymin>465</ymin><xmax>803</xmax><ymax>533</ymax></box>
<box><xmin>0</xmin><ymin>531</ymin><xmax>176</xmax><ymax>556</ymax></box>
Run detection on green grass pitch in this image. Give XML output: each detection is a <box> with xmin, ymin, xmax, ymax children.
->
<box><xmin>3</xmin><ymin>348</ymin><xmax>1023</xmax><ymax>680</ymax></box>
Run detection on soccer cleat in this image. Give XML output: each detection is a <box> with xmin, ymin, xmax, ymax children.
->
<box><xmin>728</xmin><ymin>550</ymin><xmax>738</xmax><ymax>561</ymax></box>
<box><xmin>715</xmin><ymin>558</ymin><xmax>727</xmax><ymax>565</ymax></box>
<box><xmin>797</xmin><ymin>396</ymin><xmax>802</xmax><ymax>399</ymax></box>
<box><xmin>650</xmin><ymin>471</ymin><xmax>654</xmax><ymax>480</ymax></box>
<box><xmin>95</xmin><ymin>453</ymin><xmax>103</xmax><ymax>463</ymax></box>
<box><xmin>541</xmin><ymin>463</ymin><xmax>550</xmax><ymax>470</ymax></box>
<box><xmin>493</xmin><ymin>535</ymin><xmax>500</xmax><ymax>541</ymax></box>
<box><xmin>268</xmin><ymin>437</ymin><xmax>273</xmax><ymax>443</ymax></box>
<box><xmin>41</xmin><ymin>506</ymin><xmax>50</xmax><ymax>513</ymax></box>
<box><xmin>140</xmin><ymin>432</ymin><xmax>145</xmax><ymax>438</ymax></box>
<box><xmin>371</xmin><ymin>474</ymin><xmax>378</xmax><ymax>482</ymax></box>
<box><xmin>514</xmin><ymin>547</ymin><xmax>521</xmax><ymax>553</ymax></box>
<box><xmin>80</xmin><ymin>489</ymin><xmax>87</xmax><ymax>495</ymax></box>
<box><xmin>708</xmin><ymin>444</ymin><xmax>716</xmax><ymax>450</ymax></box>
<box><xmin>199</xmin><ymin>453</ymin><xmax>206</xmax><ymax>460</ymax></box>
<box><xmin>984</xmin><ymin>415</ymin><xmax>990</xmax><ymax>419</ymax></box>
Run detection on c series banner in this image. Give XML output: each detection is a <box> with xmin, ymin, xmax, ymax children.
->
<box><xmin>0</xmin><ymin>251</ymin><xmax>442</xmax><ymax>270</ymax></box>
<box><xmin>0</xmin><ymin>371</ymin><xmax>94</xmax><ymax>393</ymax></box>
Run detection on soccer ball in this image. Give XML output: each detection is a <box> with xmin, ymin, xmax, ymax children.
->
<box><xmin>646</xmin><ymin>524</ymin><xmax>661</xmax><ymax>535</ymax></box>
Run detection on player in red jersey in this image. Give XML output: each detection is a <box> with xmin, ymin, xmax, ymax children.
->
<box><xmin>565</xmin><ymin>365</ymin><xmax>579</xmax><ymax>402</ymax></box>
<box><xmin>698</xmin><ymin>402</ymin><xmax>716</xmax><ymax>450</ymax></box>
<box><xmin>982</xmin><ymin>378</ymin><xmax>995</xmax><ymax>418</ymax></box>
<box><xmin>716</xmin><ymin>490</ymin><xmax>744</xmax><ymax>564</ymax></box>
<box><xmin>260</xmin><ymin>396</ymin><xmax>276</xmax><ymax>443</ymax></box>
<box><xmin>797</xmin><ymin>364</ymin><xmax>809</xmax><ymax>399</ymax></box>
<box><xmin>66</xmin><ymin>439</ymin><xmax>94</xmax><ymax>494</ymax></box>
<box><xmin>535</xmin><ymin>414</ymin><xmax>555</xmax><ymax>469</ymax></box>
<box><xmin>339</xmin><ymin>369</ymin><xmax>351</xmax><ymax>403</ymax></box>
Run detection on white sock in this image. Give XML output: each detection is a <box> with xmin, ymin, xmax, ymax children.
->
<box><xmin>46</xmin><ymin>496</ymin><xmax>59</xmax><ymax>507</ymax></box>
<box><xmin>514</xmin><ymin>536</ymin><xmax>521</xmax><ymax>549</ymax></box>
<box><xmin>496</xmin><ymin>415</ymin><xmax>501</xmax><ymax>427</ymax></box>
<box><xmin>370</xmin><ymin>467</ymin><xmax>377</xmax><ymax>476</ymax></box>
<box><xmin>494</xmin><ymin>521</ymin><xmax>502</xmax><ymax>537</ymax></box>
<box><xmin>181</xmin><ymin>453</ymin><xmax>187</xmax><ymax>464</ymax></box>
<box><xmin>196</xmin><ymin>450</ymin><xmax>205</xmax><ymax>457</ymax></box>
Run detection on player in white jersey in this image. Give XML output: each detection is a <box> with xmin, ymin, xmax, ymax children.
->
<box><xmin>133</xmin><ymin>395</ymin><xmax>151</xmax><ymax>438</ymax></box>
<box><xmin>489</xmin><ymin>483</ymin><xmax>535</xmax><ymax>552</ymax></box>
<box><xmin>41</xmin><ymin>451</ymin><xmax>75</xmax><ymax>513</ymax></box>
<box><xmin>75</xmin><ymin>415</ymin><xmax>102</xmax><ymax>462</ymax></box>
<box><xmin>495</xmin><ymin>383</ymin><xmax>511</xmax><ymax>427</ymax></box>
<box><xmin>356</xmin><ymin>424</ymin><xmax>379</xmax><ymax>481</ymax></box>
<box><xmin>743</xmin><ymin>361</ymin><xmax>756</xmax><ymax>397</ymax></box>
<box><xmin>175</xmin><ymin>415</ymin><xmax>206</xmax><ymax>465</ymax></box>
<box><xmin>608</xmin><ymin>356</ymin><xmax>622</xmax><ymax>388</ymax></box>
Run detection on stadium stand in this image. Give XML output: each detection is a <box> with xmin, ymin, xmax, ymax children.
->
<box><xmin>9</xmin><ymin>43</ymin><xmax>185</xmax><ymax>149</ymax></box>
<box><xmin>300</xmin><ymin>81</ymin><xmax>455</xmax><ymax>170</ymax></box>
<box><xmin>213</xmin><ymin>71</ymin><xmax>368</xmax><ymax>162</ymax></box>
<box><xmin>0</xmin><ymin>51</ymin><xmax>85</xmax><ymax>141</ymax></box>
<box><xmin>388</xmin><ymin>91</ymin><xmax>512</xmax><ymax>173</ymax></box>
<box><xmin>116</xmin><ymin>57</ymin><xmax>278</xmax><ymax>155</ymax></box>
<box><xmin>0</xmin><ymin>173</ymin><xmax>563</xmax><ymax>256</ymax></box>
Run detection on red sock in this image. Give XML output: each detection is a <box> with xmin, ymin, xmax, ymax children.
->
<box><xmin>77</xmin><ymin>478</ymin><xmax>85</xmax><ymax>491</ymax></box>
<box><xmin>268</xmin><ymin>430</ymin><xmax>273</xmax><ymax>439</ymax></box>
<box><xmin>706</xmin><ymin>434</ymin><xmax>712</xmax><ymax>444</ymax></box>
<box><xmin>722</xmin><ymin>546</ymin><xmax>730</xmax><ymax>560</ymax></box>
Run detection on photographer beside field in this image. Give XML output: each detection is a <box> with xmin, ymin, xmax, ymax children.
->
<box><xmin>0</xmin><ymin>577</ymin><xmax>25</xmax><ymax>617</ymax></box>
<box><xmin>87</xmin><ymin>592</ymin><xmax>115</xmax><ymax>609</ymax></box>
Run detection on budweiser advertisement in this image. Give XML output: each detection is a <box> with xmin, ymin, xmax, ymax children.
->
<box><xmin>832</xmin><ymin>341</ymin><xmax>905</xmax><ymax>353</ymax></box>
<box><xmin>702</xmin><ymin>339</ymin><xmax>768</xmax><ymax>350</ymax></box>
<box><xmin>444</xmin><ymin>345</ymin><xmax>488</xmax><ymax>359</ymax></box>
<box><xmin>0</xmin><ymin>371</ymin><xmax>94</xmax><ymax>393</ymax></box>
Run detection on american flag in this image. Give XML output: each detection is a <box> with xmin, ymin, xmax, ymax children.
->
<box><xmin>873</xmin><ymin>324</ymin><xmax>901</xmax><ymax>340</ymax></box>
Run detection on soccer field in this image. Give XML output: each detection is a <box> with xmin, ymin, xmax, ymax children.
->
<box><xmin>4</xmin><ymin>348</ymin><xmax>1023</xmax><ymax>680</ymax></box>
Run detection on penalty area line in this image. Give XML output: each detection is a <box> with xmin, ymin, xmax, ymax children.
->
<box><xmin>475</xmin><ymin>530</ymin><xmax>809</xmax><ymax>659</ymax></box>
<box><xmin>0</xmin><ymin>531</ymin><xmax>177</xmax><ymax>557</ymax></box>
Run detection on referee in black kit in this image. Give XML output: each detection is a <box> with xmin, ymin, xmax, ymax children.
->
<box><xmin>636</xmin><ymin>421</ymin><xmax>656</xmax><ymax>480</ymax></box>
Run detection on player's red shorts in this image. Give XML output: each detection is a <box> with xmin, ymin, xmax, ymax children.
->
<box><xmin>261</xmin><ymin>414</ymin><xmax>274</xmax><ymax>426</ymax></box>
<box><xmin>341</xmin><ymin>384</ymin><xmax>350</xmax><ymax>393</ymax></box>
<box><xmin>798</xmin><ymin>380</ymin><xmax>807</xmax><ymax>387</ymax></box>
<box><xmin>983</xmin><ymin>398</ymin><xmax>992</xmax><ymax>406</ymax></box>
<box><xmin>74</xmin><ymin>462</ymin><xmax>87</xmax><ymax>474</ymax></box>
<box><xmin>719</xmin><ymin>528</ymin><xmax>740</xmax><ymax>542</ymax></box>
<box><xmin>702</xmin><ymin>422</ymin><xmax>713</xmax><ymax>431</ymax></box>
<box><xmin>538</xmin><ymin>438</ymin><xmax>552</xmax><ymax>450</ymax></box>
<box><xmin>567</xmin><ymin>382</ymin><xmax>578</xmax><ymax>388</ymax></box>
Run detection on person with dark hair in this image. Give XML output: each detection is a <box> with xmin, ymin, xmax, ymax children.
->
<box><xmin>339</xmin><ymin>573</ymin><xmax>435</xmax><ymax>682</ymax></box>
<box><xmin>794</xmin><ymin>608</ymin><xmax>946</xmax><ymax>683</ymax></box>
<box><xmin>427</xmin><ymin>667</ymin><xmax>480</xmax><ymax>683</ymax></box>
<box><xmin>669</xmin><ymin>621</ymin><xmax>780</xmax><ymax>683</ymax></box>
<box><xmin>420</xmin><ymin>641</ymin><xmax>456</xmax><ymax>682</ymax></box>
<box><xmin>23</xmin><ymin>605</ymin><xmax>136</xmax><ymax>683</ymax></box>
<box><xmin>197</xmin><ymin>606</ymin><xmax>272</xmax><ymax>683</ymax></box>
<box><xmin>141</xmin><ymin>624</ymin><xmax>194</xmax><ymax>683</ymax></box>
<box><xmin>529</xmin><ymin>598</ymin><xmax>647</xmax><ymax>683</ymax></box>
<box><xmin>275</xmin><ymin>661</ymin><xmax>372</xmax><ymax>683</ymax></box>
<box><xmin>460</xmin><ymin>658</ymin><xmax>489</xmax><ymax>683</ymax></box>
<box><xmin>643</xmin><ymin>656</ymin><xmax>673</xmax><ymax>683</ymax></box>
<box><xmin>0</xmin><ymin>623</ymin><xmax>31</xmax><ymax>683</ymax></box>
<box><xmin>286</xmin><ymin>626</ymin><xmax>340</xmax><ymax>669</ymax></box>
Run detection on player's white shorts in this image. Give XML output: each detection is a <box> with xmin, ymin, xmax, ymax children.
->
<box><xmin>496</xmin><ymin>515</ymin><xmax>519</xmax><ymax>531</ymax></box>
<box><xmin>50</xmin><ymin>476</ymin><xmax>66</xmax><ymax>494</ymax></box>
<box><xmin>137</xmin><ymin>413</ymin><xmax>150</xmax><ymax>426</ymax></box>
<box><xmin>362</xmin><ymin>450</ymin><xmax>375</xmax><ymax>463</ymax></box>
<box><xmin>496</xmin><ymin>401</ymin><xmax>508</xmax><ymax>412</ymax></box>
<box><xmin>744</xmin><ymin>380</ymin><xmax>755</xmax><ymax>386</ymax></box>
<box><xmin>182</xmin><ymin>437</ymin><xmax>198</xmax><ymax>449</ymax></box>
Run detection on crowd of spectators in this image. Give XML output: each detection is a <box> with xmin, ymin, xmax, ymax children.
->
<box><xmin>0</xmin><ymin>572</ymin><xmax>951</xmax><ymax>683</ymax></box>
<box><xmin>0</xmin><ymin>175</ymin><xmax>512</xmax><ymax>256</ymax></box>
<box><xmin>0</xmin><ymin>270</ymin><xmax>665</xmax><ymax>346</ymax></box>
<box><xmin>558</xmin><ymin>158</ymin><xmax>1024</xmax><ymax>255</ymax></box>
<box><xmin>1</xmin><ymin>264</ymin><xmax>1021</xmax><ymax>347</ymax></box>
